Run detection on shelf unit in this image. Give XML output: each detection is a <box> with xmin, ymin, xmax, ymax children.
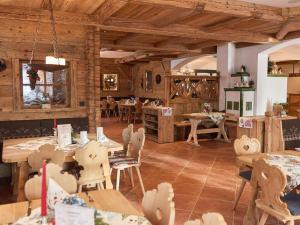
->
<box><xmin>142</xmin><ymin>106</ymin><xmax>174</xmax><ymax>143</ymax></box>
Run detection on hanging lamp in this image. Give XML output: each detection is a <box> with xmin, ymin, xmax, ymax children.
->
<box><xmin>29</xmin><ymin>0</ymin><xmax>67</xmax><ymax>72</ymax></box>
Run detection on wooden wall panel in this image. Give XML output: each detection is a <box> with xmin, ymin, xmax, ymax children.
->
<box><xmin>0</xmin><ymin>19</ymin><xmax>88</xmax><ymax>120</ymax></box>
<box><xmin>133</xmin><ymin>61</ymin><xmax>168</xmax><ymax>100</ymax></box>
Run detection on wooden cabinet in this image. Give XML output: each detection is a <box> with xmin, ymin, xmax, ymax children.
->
<box><xmin>288</xmin><ymin>94</ymin><xmax>300</xmax><ymax>117</ymax></box>
<box><xmin>142</xmin><ymin>106</ymin><xmax>174</xmax><ymax>143</ymax></box>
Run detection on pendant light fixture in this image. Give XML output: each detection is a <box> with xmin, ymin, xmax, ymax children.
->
<box><xmin>29</xmin><ymin>0</ymin><xmax>67</xmax><ymax>72</ymax></box>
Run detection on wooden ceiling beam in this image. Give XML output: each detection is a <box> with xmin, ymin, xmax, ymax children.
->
<box><xmin>276</xmin><ymin>19</ymin><xmax>300</xmax><ymax>40</ymax></box>
<box><xmin>103</xmin><ymin>17</ymin><xmax>277</xmax><ymax>43</ymax></box>
<box><xmin>93</xmin><ymin>0</ymin><xmax>128</xmax><ymax>23</ymax></box>
<box><xmin>115</xmin><ymin>52</ymin><xmax>158</xmax><ymax>63</ymax></box>
<box><xmin>102</xmin><ymin>40</ymin><xmax>203</xmax><ymax>53</ymax></box>
<box><xmin>187</xmin><ymin>40</ymin><xmax>225</xmax><ymax>50</ymax></box>
<box><xmin>204</xmin><ymin>17</ymin><xmax>253</xmax><ymax>32</ymax></box>
<box><xmin>130</xmin><ymin>0</ymin><xmax>284</xmax><ymax>21</ymax></box>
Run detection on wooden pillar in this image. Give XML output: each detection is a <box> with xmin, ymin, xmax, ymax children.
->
<box><xmin>86</xmin><ymin>27</ymin><xmax>101</xmax><ymax>133</ymax></box>
<box><xmin>94</xmin><ymin>28</ymin><xmax>101</xmax><ymax>130</ymax></box>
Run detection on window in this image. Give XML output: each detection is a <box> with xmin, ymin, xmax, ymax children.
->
<box><xmin>234</xmin><ymin>101</ymin><xmax>240</xmax><ymax>111</ymax></box>
<box><xmin>20</xmin><ymin>61</ymin><xmax>70</xmax><ymax>108</ymax></box>
<box><xmin>227</xmin><ymin>101</ymin><xmax>233</xmax><ymax>110</ymax></box>
<box><xmin>246</xmin><ymin>102</ymin><xmax>253</xmax><ymax>111</ymax></box>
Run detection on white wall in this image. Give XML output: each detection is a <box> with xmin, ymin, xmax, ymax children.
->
<box><xmin>217</xmin><ymin>39</ymin><xmax>300</xmax><ymax>115</ymax></box>
<box><xmin>217</xmin><ymin>43</ymin><xmax>235</xmax><ymax>110</ymax></box>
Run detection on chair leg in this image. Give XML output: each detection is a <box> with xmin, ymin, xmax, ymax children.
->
<box><xmin>99</xmin><ymin>182</ymin><xmax>104</xmax><ymax>189</ymax></box>
<box><xmin>96</xmin><ymin>183</ymin><xmax>101</xmax><ymax>190</ymax></box>
<box><xmin>129</xmin><ymin>167</ymin><xmax>134</xmax><ymax>188</ymax></box>
<box><xmin>135</xmin><ymin>166</ymin><xmax>145</xmax><ymax>194</ymax></box>
<box><xmin>234</xmin><ymin>180</ymin><xmax>247</xmax><ymax>209</ymax></box>
<box><xmin>287</xmin><ymin>221</ymin><xmax>294</xmax><ymax>225</ymax></box>
<box><xmin>116</xmin><ymin>169</ymin><xmax>121</xmax><ymax>191</ymax></box>
<box><xmin>78</xmin><ymin>184</ymin><xmax>83</xmax><ymax>193</ymax></box>
<box><xmin>258</xmin><ymin>212</ymin><xmax>268</xmax><ymax>225</ymax></box>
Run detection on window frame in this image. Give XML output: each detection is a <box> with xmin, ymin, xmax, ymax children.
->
<box><xmin>20</xmin><ymin>60</ymin><xmax>71</xmax><ymax>109</ymax></box>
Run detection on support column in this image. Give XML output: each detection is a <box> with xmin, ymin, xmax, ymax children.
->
<box><xmin>87</xmin><ymin>27</ymin><xmax>101</xmax><ymax>133</ymax></box>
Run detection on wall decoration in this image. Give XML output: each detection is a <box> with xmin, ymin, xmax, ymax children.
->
<box><xmin>0</xmin><ymin>58</ymin><xmax>7</xmax><ymax>72</ymax></box>
<box><xmin>145</xmin><ymin>70</ymin><xmax>153</xmax><ymax>92</ymax></box>
<box><xmin>102</xmin><ymin>74</ymin><xmax>118</xmax><ymax>91</ymax></box>
<box><xmin>155</xmin><ymin>74</ymin><xmax>162</xmax><ymax>84</ymax></box>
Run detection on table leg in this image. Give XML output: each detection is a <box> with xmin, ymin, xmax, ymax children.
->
<box><xmin>187</xmin><ymin>119</ymin><xmax>201</xmax><ymax>146</ymax></box>
<box><xmin>15</xmin><ymin>162</ymin><xmax>29</xmax><ymax>202</ymax></box>
<box><xmin>215</xmin><ymin>119</ymin><xmax>230</xmax><ymax>143</ymax></box>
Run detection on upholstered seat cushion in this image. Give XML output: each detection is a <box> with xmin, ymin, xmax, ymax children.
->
<box><xmin>109</xmin><ymin>156</ymin><xmax>138</xmax><ymax>167</ymax></box>
<box><xmin>281</xmin><ymin>191</ymin><xmax>300</xmax><ymax>216</ymax></box>
<box><xmin>239</xmin><ymin>170</ymin><xmax>252</xmax><ymax>181</ymax></box>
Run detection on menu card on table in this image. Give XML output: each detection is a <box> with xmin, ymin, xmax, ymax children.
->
<box><xmin>55</xmin><ymin>203</ymin><xmax>94</xmax><ymax>225</ymax></box>
<box><xmin>57</xmin><ymin>124</ymin><xmax>72</xmax><ymax>147</ymax></box>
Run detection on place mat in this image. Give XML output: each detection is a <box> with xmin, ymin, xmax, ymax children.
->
<box><xmin>267</xmin><ymin>154</ymin><xmax>300</xmax><ymax>194</ymax></box>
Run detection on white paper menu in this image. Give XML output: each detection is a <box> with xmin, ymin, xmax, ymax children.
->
<box><xmin>55</xmin><ymin>203</ymin><xmax>95</xmax><ymax>225</ymax></box>
<box><xmin>57</xmin><ymin>124</ymin><xmax>72</xmax><ymax>148</ymax></box>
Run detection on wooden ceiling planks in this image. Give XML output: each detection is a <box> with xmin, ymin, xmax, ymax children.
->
<box><xmin>1</xmin><ymin>0</ymin><xmax>300</xmax><ymax>62</ymax></box>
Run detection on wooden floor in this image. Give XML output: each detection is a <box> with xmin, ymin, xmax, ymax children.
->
<box><xmin>0</xmin><ymin>117</ymin><xmax>298</xmax><ymax>225</ymax></box>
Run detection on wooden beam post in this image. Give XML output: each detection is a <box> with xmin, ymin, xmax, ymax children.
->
<box><xmin>87</xmin><ymin>27</ymin><xmax>101</xmax><ymax>133</ymax></box>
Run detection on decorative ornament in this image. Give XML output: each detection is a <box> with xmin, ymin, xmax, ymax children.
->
<box><xmin>0</xmin><ymin>58</ymin><xmax>6</xmax><ymax>72</ymax></box>
<box><xmin>27</xmin><ymin>67</ymin><xmax>40</xmax><ymax>90</ymax></box>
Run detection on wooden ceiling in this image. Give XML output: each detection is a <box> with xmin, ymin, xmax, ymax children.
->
<box><xmin>1</xmin><ymin>0</ymin><xmax>300</xmax><ymax>63</ymax></box>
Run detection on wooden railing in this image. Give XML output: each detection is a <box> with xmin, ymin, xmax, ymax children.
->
<box><xmin>166</xmin><ymin>75</ymin><xmax>219</xmax><ymax>101</ymax></box>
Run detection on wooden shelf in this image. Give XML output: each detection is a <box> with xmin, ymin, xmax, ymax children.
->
<box><xmin>145</xmin><ymin>124</ymin><xmax>158</xmax><ymax>131</ymax></box>
<box><xmin>268</xmin><ymin>74</ymin><xmax>288</xmax><ymax>77</ymax></box>
<box><xmin>143</xmin><ymin>106</ymin><xmax>174</xmax><ymax>144</ymax></box>
<box><xmin>231</xmin><ymin>72</ymin><xmax>250</xmax><ymax>77</ymax></box>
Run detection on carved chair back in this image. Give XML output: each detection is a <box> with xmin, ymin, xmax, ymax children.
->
<box><xmin>127</xmin><ymin>128</ymin><xmax>145</xmax><ymax>163</ymax></box>
<box><xmin>234</xmin><ymin>135</ymin><xmax>261</xmax><ymax>156</ymax></box>
<box><xmin>142</xmin><ymin>182</ymin><xmax>175</xmax><ymax>225</ymax></box>
<box><xmin>28</xmin><ymin>144</ymin><xmax>66</xmax><ymax>171</ymax></box>
<box><xmin>252</xmin><ymin>159</ymin><xmax>291</xmax><ymax>216</ymax></box>
<box><xmin>122</xmin><ymin>124</ymin><xmax>133</xmax><ymax>152</ymax></box>
<box><xmin>74</xmin><ymin>140</ymin><xmax>113</xmax><ymax>189</ymax></box>
<box><xmin>25</xmin><ymin>163</ymin><xmax>77</xmax><ymax>200</ymax></box>
<box><xmin>184</xmin><ymin>213</ymin><xmax>227</xmax><ymax>225</ymax></box>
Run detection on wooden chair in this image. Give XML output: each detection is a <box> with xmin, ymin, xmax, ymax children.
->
<box><xmin>142</xmin><ymin>182</ymin><xmax>175</xmax><ymax>225</ymax></box>
<box><xmin>252</xmin><ymin>159</ymin><xmax>300</xmax><ymax>225</ymax></box>
<box><xmin>27</xmin><ymin>144</ymin><xmax>66</xmax><ymax>171</ymax></box>
<box><xmin>133</xmin><ymin>101</ymin><xmax>143</xmax><ymax>124</ymax></box>
<box><xmin>24</xmin><ymin>163</ymin><xmax>77</xmax><ymax>200</ymax></box>
<box><xmin>108</xmin><ymin>101</ymin><xmax>118</xmax><ymax>117</ymax></box>
<box><xmin>184</xmin><ymin>213</ymin><xmax>227</xmax><ymax>225</ymax></box>
<box><xmin>110</xmin><ymin>128</ymin><xmax>145</xmax><ymax>194</ymax></box>
<box><xmin>233</xmin><ymin>135</ymin><xmax>261</xmax><ymax>209</ymax></box>
<box><xmin>100</xmin><ymin>100</ymin><xmax>109</xmax><ymax>118</ymax></box>
<box><xmin>118</xmin><ymin>99</ymin><xmax>127</xmax><ymax>121</ymax></box>
<box><xmin>112</xmin><ymin>124</ymin><xmax>133</xmax><ymax>157</ymax></box>
<box><xmin>75</xmin><ymin>140</ymin><xmax>113</xmax><ymax>192</ymax></box>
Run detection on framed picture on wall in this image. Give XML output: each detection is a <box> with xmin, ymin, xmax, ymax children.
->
<box><xmin>145</xmin><ymin>70</ymin><xmax>153</xmax><ymax>92</ymax></box>
<box><xmin>102</xmin><ymin>74</ymin><xmax>118</xmax><ymax>91</ymax></box>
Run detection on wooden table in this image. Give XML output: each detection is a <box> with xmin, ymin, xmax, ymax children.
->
<box><xmin>2</xmin><ymin>135</ymin><xmax>123</xmax><ymax>202</ymax></box>
<box><xmin>120</xmin><ymin>103</ymin><xmax>136</xmax><ymax>123</ymax></box>
<box><xmin>237</xmin><ymin>151</ymin><xmax>300</xmax><ymax>225</ymax></box>
<box><xmin>179</xmin><ymin>113</ymin><xmax>230</xmax><ymax>146</ymax></box>
<box><xmin>0</xmin><ymin>190</ymin><xmax>143</xmax><ymax>224</ymax></box>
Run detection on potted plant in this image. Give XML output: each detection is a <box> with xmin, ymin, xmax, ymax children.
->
<box><xmin>27</xmin><ymin>67</ymin><xmax>40</xmax><ymax>90</ymax></box>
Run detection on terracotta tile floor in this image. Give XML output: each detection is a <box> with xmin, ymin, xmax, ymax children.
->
<box><xmin>0</xmin><ymin>117</ymin><xmax>298</xmax><ymax>225</ymax></box>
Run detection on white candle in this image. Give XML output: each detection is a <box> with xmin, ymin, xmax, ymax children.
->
<box><xmin>266</xmin><ymin>99</ymin><xmax>273</xmax><ymax>113</ymax></box>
